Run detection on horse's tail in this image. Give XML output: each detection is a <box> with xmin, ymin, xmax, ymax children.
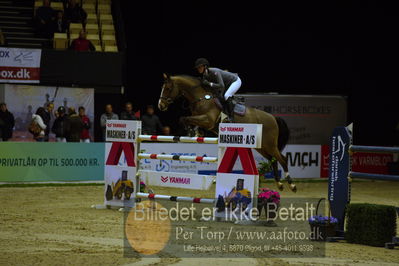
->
<box><xmin>275</xmin><ymin>116</ymin><xmax>290</xmax><ymax>151</ymax></box>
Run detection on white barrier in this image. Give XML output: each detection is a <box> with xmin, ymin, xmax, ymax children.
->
<box><xmin>139</xmin><ymin>170</ymin><xmax>215</xmax><ymax>190</ymax></box>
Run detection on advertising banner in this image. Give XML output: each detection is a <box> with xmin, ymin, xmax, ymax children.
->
<box><xmin>352</xmin><ymin>152</ymin><xmax>393</xmax><ymax>174</ymax></box>
<box><xmin>104</xmin><ymin>166</ymin><xmax>137</xmax><ymax>208</ymax></box>
<box><xmin>282</xmin><ymin>145</ymin><xmax>323</xmax><ymax>178</ymax></box>
<box><xmin>0</xmin><ymin>47</ymin><xmax>42</xmax><ymax>83</ymax></box>
<box><xmin>218</xmin><ymin>123</ymin><xmax>262</xmax><ymax>148</ymax></box>
<box><xmin>105</xmin><ymin>120</ymin><xmax>140</xmax><ymax>143</ymax></box>
<box><xmin>139</xmin><ymin>143</ymin><xmax>325</xmax><ymax>178</ymax></box>
<box><xmin>104</xmin><ymin>121</ymin><xmax>141</xmax><ymax>208</ymax></box>
<box><xmin>236</xmin><ymin>94</ymin><xmax>347</xmax><ymax>144</ymax></box>
<box><xmin>0</xmin><ymin>142</ymin><xmax>104</xmax><ymax>182</ymax></box>
<box><xmin>140</xmin><ymin>170</ymin><xmax>214</xmax><ymax>190</ymax></box>
<box><xmin>215</xmin><ymin>172</ymin><xmax>257</xmax><ymax>217</ymax></box>
<box><xmin>139</xmin><ymin>143</ymin><xmax>217</xmax><ymax>175</ymax></box>
<box><xmin>321</xmin><ymin>145</ymin><xmax>394</xmax><ymax>177</ymax></box>
<box><xmin>328</xmin><ymin>126</ymin><xmax>351</xmax><ymax>231</ymax></box>
<box><xmin>3</xmin><ymin>84</ymin><xmax>94</xmax><ymax>141</ymax></box>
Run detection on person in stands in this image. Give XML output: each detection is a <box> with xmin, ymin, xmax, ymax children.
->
<box><xmin>0</xmin><ymin>103</ymin><xmax>14</xmax><ymax>141</ymax></box>
<box><xmin>34</xmin><ymin>0</ymin><xmax>55</xmax><ymax>38</ymax></box>
<box><xmin>53</xmin><ymin>10</ymin><xmax>67</xmax><ymax>33</ymax></box>
<box><xmin>52</xmin><ymin>106</ymin><xmax>70</xmax><ymax>142</ymax></box>
<box><xmin>42</xmin><ymin>102</ymin><xmax>54</xmax><ymax>141</ymax></box>
<box><xmin>120</xmin><ymin>102</ymin><xmax>138</xmax><ymax>120</ymax></box>
<box><xmin>0</xmin><ymin>28</ymin><xmax>7</xmax><ymax>46</ymax></box>
<box><xmin>67</xmin><ymin>107</ymin><xmax>83</xmax><ymax>142</ymax></box>
<box><xmin>162</xmin><ymin>125</ymin><xmax>171</xmax><ymax>136</ymax></box>
<box><xmin>78</xmin><ymin>106</ymin><xmax>91</xmax><ymax>142</ymax></box>
<box><xmin>32</xmin><ymin>107</ymin><xmax>47</xmax><ymax>142</ymax></box>
<box><xmin>141</xmin><ymin>105</ymin><xmax>162</xmax><ymax>135</ymax></box>
<box><xmin>64</xmin><ymin>0</ymin><xmax>87</xmax><ymax>25</ymax></box>
<box><xmin>100</xmin><ymin>104</ymin><xmax>118</xmax><ymax>141</ymax></box>
<box><xmin>69</xmin><ymin>29</ymin><xmax>95</xmax><ymax>51</ymax></box>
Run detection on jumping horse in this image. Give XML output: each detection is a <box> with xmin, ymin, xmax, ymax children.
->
<box><xmin>158</xmin><ymin>73</ymin><xmax>297</xmax><ymax>192</ymax></box>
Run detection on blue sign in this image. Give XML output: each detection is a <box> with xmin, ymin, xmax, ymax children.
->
<box><xmin>328</xmin><ymin>126</ymin><xmax>352</xmax><ymax>232</ymax></box>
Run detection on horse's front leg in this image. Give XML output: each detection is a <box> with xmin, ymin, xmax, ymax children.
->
<box><xmin>180</xmin><ymin>114</ymin><xmax>214</xmax><ymax>131</ymax></box>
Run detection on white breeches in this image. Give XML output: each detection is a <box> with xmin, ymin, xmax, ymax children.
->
<box><xmin>224</xmin><ymin>77</ymin><xmax>242</xmax><ymax>100</ymax></box>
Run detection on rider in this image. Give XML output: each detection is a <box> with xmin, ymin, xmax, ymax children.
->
<box><xmin>194</xmin><ymin>58</ymin><xmax>241</xmax><ymax>121</ymax></box>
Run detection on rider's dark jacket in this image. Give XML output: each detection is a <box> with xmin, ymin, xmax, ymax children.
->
<box><xmin>202</xmin><ymin>67</ymin><xmax>238</xmax><ymax>93</ymax></box>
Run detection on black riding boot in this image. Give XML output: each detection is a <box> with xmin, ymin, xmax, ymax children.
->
<box><xmin>224</xmin><ymin>97</ymin><xmax>235</xmax><ymax>122</ymax></box>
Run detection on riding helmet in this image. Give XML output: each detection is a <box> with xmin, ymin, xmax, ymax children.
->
<box><xmin>194</xmin><ymin>58</ymin><xmax>209</xmax><ymax>68</ymax></box>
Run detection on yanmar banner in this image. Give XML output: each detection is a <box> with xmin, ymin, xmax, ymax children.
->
<box><xmin>0</xmin><ymin>48</ymin><xmax>42</xmax><ymax>83</ymax></box>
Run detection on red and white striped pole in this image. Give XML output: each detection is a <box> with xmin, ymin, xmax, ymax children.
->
<box><xmin>138</xmin><ymin>135</ymin><xmax>218</xmax><ymax>144</ymax></box>
<box><xmin>136</xmin><ymin>192</ymin><xmax>215</xmax><ymax>204</ymax></box>
<box><xmin>137</xmin><ymin>153</ymin><xmax>218</xmax><ymax>163</ymax></box>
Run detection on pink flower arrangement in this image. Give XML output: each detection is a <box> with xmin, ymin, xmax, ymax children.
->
<box><xmin>258</xmin><ymin>188</ymin><xmax>281</xmax><ymax>205</ymax></box>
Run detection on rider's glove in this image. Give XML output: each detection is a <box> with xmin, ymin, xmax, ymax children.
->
<box><xmin>201</xmin><ymin>79</ymin><xmax>211</xmax><ymax>87</ymax></box>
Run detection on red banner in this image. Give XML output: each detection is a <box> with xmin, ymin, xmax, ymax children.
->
<box><xmin>321</xmin><ymin>145</ymin><xmax>393</xmax><ymax>177</ymax></box>
<box><xmin>0</xmin><ymin>67</ymin><xmax>40</xmax><ymax>81</ymax></box>
<box><xmin>352</xmin><ymin>152</ymin><xmax>393</xmax><ymax>174</ymax></box>
<box><xmin>0</xmin><ymin>48</ymin><xmax>42</xmax><ymax>83</ymax></box>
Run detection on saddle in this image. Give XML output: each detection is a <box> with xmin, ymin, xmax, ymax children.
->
<box><xmin>214</xmin><ymin>96</ymin><xmax>246</xmax><ymax>117</ymax></box>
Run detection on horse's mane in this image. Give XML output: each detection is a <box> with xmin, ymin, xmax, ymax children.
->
<box><xmin>172</xmin><ymin>74</ymin><xmax>201</xmax><ymax>85</ymax></box>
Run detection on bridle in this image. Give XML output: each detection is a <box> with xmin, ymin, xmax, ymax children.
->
<box><xmin>160</xmin><ymin>82</ymin><xmax>210</xmax><ymax>107</ymax></box>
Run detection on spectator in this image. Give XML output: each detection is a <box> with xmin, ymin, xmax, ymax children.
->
<box><xmin>162</xmin><ymin>126</ymin><xmax>171</xmax><ymax>136</ymax></box>
<box><xmin>141</xmin><ymin>105</ymin><xmax>162</xmax><ymax>135</ymax></box>
<box><xmin>0</xmin><ymin>103</ymin><xmax>15</xmax><ymax>141</ymax></box>
<box><xmin>0</xmin><ymin>28</ymin><xmax>7</xmax><ymax>46</ymax></box>
<box><xmin>52</xmin><ymin>106</ymin><xmax>70</xmax><ymax>142</ymax></box>
<box><xmin>42</xmin><ymin>102</ymin><xmax>54</xmax><ymax>141</ymax></box>
<box><xmin>34</xmin><ymin>0</ymin><xmax>55</xmax><ymax>38</ymax></box>
<box><xmin>53</xmin><ymin>10</ymin><xmax>67</xmax><ymax>33</ymax></box>
<box><xmin>64</xmin><ymin>0</ymin><xmax>87</xmax><ymax>25</ymax></box>
<box><xmin>32</xmin><ymin>107</ymin><xmax>47</xmax><ymax>142</ymax></box>
<box><xmin>67</xmin><ymin>107</ymin><xmax>83</xmax><ymax>142</ymax></box>
<box><xmin>120</xmin><ymin>102</ymin><xmax>138</xmax><ymax>120</ymax></box>
<box><xmin>78</xmin><ymin>106</ymin><xmax>91</xmax><ymax>142</ymax></box>
<box><xmin>100</xmin><ymin>104</ymin><xmax>118</xmax><ymax>141</ymax></box>
<box><xmin>69</xmin><ymin>29</ymin><xmax>95</xmax><ymax>51</ymax></box>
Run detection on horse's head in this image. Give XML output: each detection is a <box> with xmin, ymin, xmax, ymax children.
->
<box><xmin>158</xmin><ymin>73</ymin><xmax>180</xmax><ymax>111</ymax></box>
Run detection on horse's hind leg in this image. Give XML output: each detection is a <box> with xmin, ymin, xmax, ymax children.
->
<box><xmin>272</xmin><ymin>150</ymin><xmax>297</xmax><ymax>193</ymax></box>
<box><xmin>257</xmin><ymin>150</ymin><xmax>284</xmax><ymax>191</ymax></box>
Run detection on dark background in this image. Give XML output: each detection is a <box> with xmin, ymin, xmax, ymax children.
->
<box><xmin>120</xmin><ymin>0</ymin><xmax>398</xmax><ymax>146</ymax></box>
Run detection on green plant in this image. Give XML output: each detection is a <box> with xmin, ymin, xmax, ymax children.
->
<box><xmin>258</xmin><ymin>158</ymin><xmax>276</xmax><ymax>176</ymax></box>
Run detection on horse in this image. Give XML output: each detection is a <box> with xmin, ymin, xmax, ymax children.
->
<box><xmin>158</xmin><ymin>73</ymin><xmax>297</xmax><ymax>192</ymax></box>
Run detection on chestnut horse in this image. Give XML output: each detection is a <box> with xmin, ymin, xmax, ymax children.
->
<box><xmin>158</xmin><ymin>73</ymin><xmax>296</xmax><ymax>192</ymax></box>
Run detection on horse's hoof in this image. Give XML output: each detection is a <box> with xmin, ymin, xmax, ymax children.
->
<box><xmin>288</xmin><ymin>184</ymin><xmax>297</xmax><ymax>193</ymax></box>
<box><xmin>276</xmin><ymin>182</ymin><xmax>284</xmax><ymax>191</ymax></box>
